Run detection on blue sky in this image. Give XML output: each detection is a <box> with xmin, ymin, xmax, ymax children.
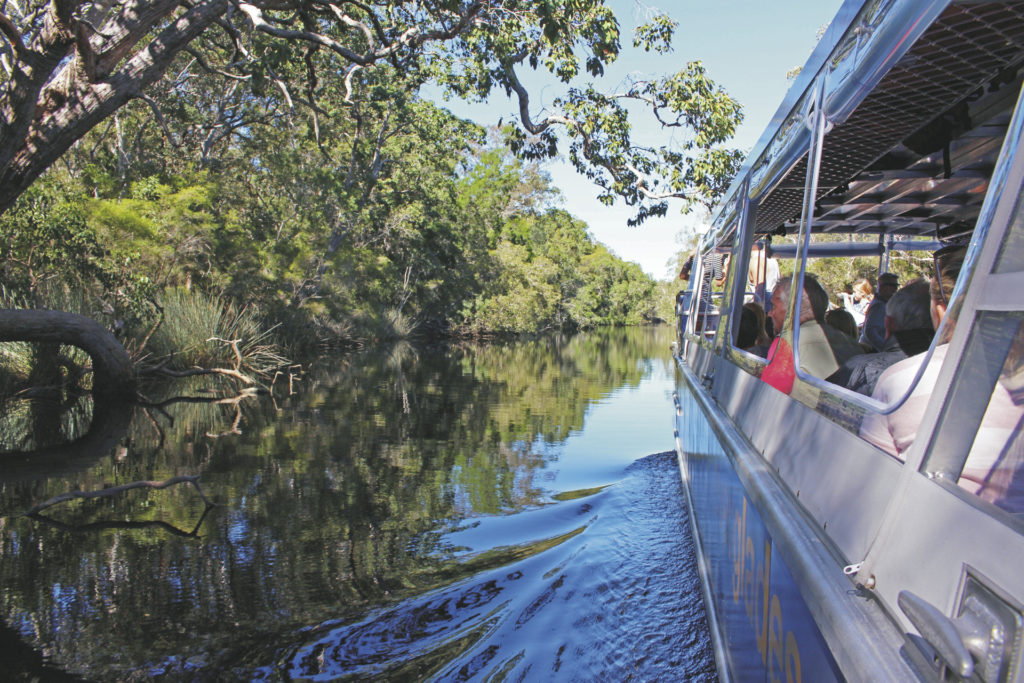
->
<box><xmin>427</xmin><ymin>0</ymin><xmax>845</xmax><ymax>279</ymax></box>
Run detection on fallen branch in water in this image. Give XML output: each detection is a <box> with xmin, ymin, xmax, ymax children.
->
<box><xmin>143</xmin><ymin>364</ymin><xmax>256</xmax><ymax>385</ymax></box>
<box><xmin>208</xmin><ymin>336</ymin><xmax>244</xmax><ymax>371</ymax></box>
<box><xmin>137</xmin><ymin>386</ymin><xmax>264</xmax><ymax>411</ymax></box>
<box><xmin>270</xmin><ymin>364</ymin><xmax>304</xmax><ymax>396</ymax></box>
<box><xmin>28</xmin><ymin>507</ymin><xmax>213</xmax><ymax>538</ymax></box>
<box><xmin>206</xmin><ymin>404</ymin><xmax>244</xmax><ymax>438</ymax></box>
<box><xmin>24</xmin><ymin>475</ymin><xmax>214</xmax><ymax>516</ymax></box>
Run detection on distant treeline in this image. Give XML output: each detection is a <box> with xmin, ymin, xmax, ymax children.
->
<box><xmin>1</xmin><ymin>67</ymin><xmax>672</xmax><ymax>377</ymax></box>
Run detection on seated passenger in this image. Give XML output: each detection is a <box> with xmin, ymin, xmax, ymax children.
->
<box><xmin>860</xmin><ymin>248</ymin><xmax>1022</xmax><ymax>513</ymax></box>
<box><xmin>831</xmin><ymin>279</ymin><xmax>933</xmax><ymax>395</ymax></box>
<box><xmin>825</xmin><ymin>308</ymin><xmax>859</xmax><ymax>342</ymax></box>
<box><xmin>860</xmin><ymin>273</ymin><xmax>898</xmax><ymax>351</ymax></box>
<box><xmin>804</xmin><ymin>275</ymin><xmax>866</xmax><ymax>376</ymax></box>
<box><xmin>861</xmin><ymin>254</ymin><xmax>963</xmax><ymax>456</ymax></box>
<box><xmin>738</xmin><ymin>303</ymin><xmax>771</xmax><ymax>357</ymax></box>
<box><xmin>762</xmin><ymin>275</ymin><xmax>864</xmax><ymax>392</ymax></box>
<box><xmin>840</xmin><ymin>277</ymin><xmax>874</xmax><ymax>327</ymax></box>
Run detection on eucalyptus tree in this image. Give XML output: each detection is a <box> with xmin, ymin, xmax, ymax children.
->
<box><xmin>0</xmin><ymin>0</ymin><xmax>743</xmax><ymax>221</ymax></box>
<box><xmin>1</xmin><ymin>0</ymin><xmax>745</xmax><ymax>384</ymax></box>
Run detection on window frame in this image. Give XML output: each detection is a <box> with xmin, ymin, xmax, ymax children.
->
<box><xmin>707</xmin><ymin>65</ymin><xmax>1024</xmax><ymax>500</ymax></box>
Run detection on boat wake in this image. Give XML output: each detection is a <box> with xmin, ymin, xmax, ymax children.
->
<box><xmin>265</xmin><ymin>452</ymin><xmax>714</xmax><ymax>681</ymax></box>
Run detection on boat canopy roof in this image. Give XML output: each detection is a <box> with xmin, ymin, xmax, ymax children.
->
<box><xmin>707</xmin><ymin>0</ymin><xmax>1024</xmax><ymax>247</ymax></box>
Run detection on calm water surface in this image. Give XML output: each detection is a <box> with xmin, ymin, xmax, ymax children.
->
<box><xmin>0</xmin><ymin>326</ymin><xmax>714</xmax><ymax>680</ymax></box>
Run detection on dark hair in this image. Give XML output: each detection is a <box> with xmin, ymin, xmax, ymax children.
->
<box><xmin>885</xmin><ymin>278</ymin><xmax>932</xmax><ymax>331</ymax></box>
<box><xmin>825</xmin><ymin>308</ymin><xmax>858</xmax><ymax>340</ymax></box>
<box><xmin>743</xmin><ymin>301</ymin><xmax>771</xmax><ymax>346</ymax></box>
<box><xmin>930</xmin><ymin>246</ymin><xmax>967</xmax><ymax>343</ymax></box>
<box><xmin>803</xmin><ymin>274</ymin><xmax>829</xmax><ymax>323</ymax></box>
<box><xmin>737</xmin><ymin>306</ymin><xmax>761</xmax><ymax>349</ymax></box>
<box><xmin>931</xmin><ymin>246</ymin><xmax>966</xmax><ymax>305</ymax></box>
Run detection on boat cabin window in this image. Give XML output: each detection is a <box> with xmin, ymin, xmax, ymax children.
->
<box><xmin>726</xmin><ymin>237</ymin><xmax>778</xmax><ymax>359</ymax></box>
<box><xmin>680</xmin><ymin>231</ymin><xmax>735</xmax><ymax>342</ymax></box>
<box><xmin>912</xmin><ymin>194</ymin><xmax>1024</xmax><ymax>519</ymax></box>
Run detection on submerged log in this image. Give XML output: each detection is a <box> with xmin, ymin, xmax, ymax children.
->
<box><xmin>24</xmin><ymin>475</ymin><xmax>214</xmax><ymax>516</ymax></box>
<box><xmin>0</xmin><ymin>309</ymin><xmax>135</xmax><ymax>397</ymax></box>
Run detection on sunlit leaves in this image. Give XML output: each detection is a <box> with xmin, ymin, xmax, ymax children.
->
<box><xmin>633</xmin><ymin>13</ymin><xmax>676</xmax><ymax>54</ymax></box>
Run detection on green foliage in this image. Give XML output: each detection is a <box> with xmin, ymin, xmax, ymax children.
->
<box><xmin>0</xmin><ymin>179</ymin><xmax>108</xmax><ymax>302</ymax></box>
<box><xmin>5</xmin><ymin>39</ymin><xmax>668</xmax><ymax>356</ymax></box>
<box><xmin>456</xmin><ymin>204</ymin><xmax>657</xmax><ymax>336</ymax></box>
<box><xmin>144</xmin><ymin>288</ymin><xmax>287</xmax><ymax>375</ymax></box>
<box><xmin>568</xmin><ymin>246</ymin><xmax>657</xmax><ymax>327</ymax></box>
<box><xmin>776</xmin><ymin>234</ymin><xmax>934</xmax><ymax>303</ymax></box>
<box><xmin>633</xmin><ymin>13</ymin><xmax>677</xmax><ymax>54</ymax></box>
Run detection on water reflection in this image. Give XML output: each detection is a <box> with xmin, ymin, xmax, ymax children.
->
<box><xmin>0</xmin><ymin>326</ymin><xmax>712</xmax><ymax>680</ymax></box>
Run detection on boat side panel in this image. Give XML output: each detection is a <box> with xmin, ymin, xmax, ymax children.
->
<box><xmin>709</xmin><ymin>357</ymin><xmax>903</xmax><ymax>563</ymax></box>
<box><xmin>768</xmin><ymin>542</ymin><xmax>846</xmax><ymax>682</ymax></box>
<box><xmin>677</xmin><ymin>373</ymin><xmax>841</xmax><ymax>682</ymax></box>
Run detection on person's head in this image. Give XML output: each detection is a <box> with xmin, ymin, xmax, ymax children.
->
<box><xmin>679</xmin><ymin>254</ymin><xmax>695</xmax><ymax>282</ymax></box>
<box><xmin>825</xmin><ymin>308</ymin><xmax>858</xmax><ymax>340</ymax></box>
<box><xmin>884</xmin><ymin>278</ymin><xmax>932</xmax><ymax>336</ymax></box>
<box><xmin>877</xmin><ymin>273</ymin><xmax>899</xmax><ymax>301</ymax></box>
<box><xmin>803</xmin><ymin>274</ymin><xmax>829</xmax><ymax>323</ymax></box>
<box><xmin>930</xmin><ymin>246</ymin><xmax>966</xmax><ymax>337</ymax></box>
<box><xmin>852</xmin><ymin>278</ymin><xmax>874</xmax><ymax>301</ymax></box>
<box><xmin>737</xmin><ymin>306</ymin><xmax>760</xmax><ymax>350</ymax></box>
<box><xmin>769</xmin><ymin>278</ymin><xmax>815</xmax><ymax>334</ymax></box>
<box><xmin>742</xmin><ymin>301</ymin><xmax>770</xmax><ymax>346</ymax></box>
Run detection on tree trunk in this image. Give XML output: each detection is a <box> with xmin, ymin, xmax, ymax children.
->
<box><xmin>0</xmin><ymin>309</ymin><xmax>135</xmax><ymax>397</ymax></box>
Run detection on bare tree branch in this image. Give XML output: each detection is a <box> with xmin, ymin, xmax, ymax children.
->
<box><xmin>0</xmin><ymin>9</ymin><xmax>28</xmax><ymax>59</ymax></box>
<box><xmin>24</xmin><ymin>475</ymin><xmax>215</xmax><ymax>515</ymax></box>
<box><xmin>138</xmin><ymin>92</ymin><xmax>181</xmax><ymax>146</ymax></box>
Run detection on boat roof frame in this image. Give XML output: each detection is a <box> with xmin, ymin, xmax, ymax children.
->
<box><xmin>705</xmin><ymin>0</ymin><xmax>1024</xmax><ymax>250</ymax></box>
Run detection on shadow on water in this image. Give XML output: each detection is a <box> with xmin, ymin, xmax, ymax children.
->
<box><xmin>0</xmin><ymin>326</ymin><xmax>713</xmax><ymax>680</ymax></box>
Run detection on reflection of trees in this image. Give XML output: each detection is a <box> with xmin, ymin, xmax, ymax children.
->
<box><xmin>0</xmin><ymin>326</ymin><xmax>673</xmax><ymax>679</ymax></box>
<box><xmin>0</xmin><ymin>398</ymin><xmax>134</xmax><ymax>491</ymax></box>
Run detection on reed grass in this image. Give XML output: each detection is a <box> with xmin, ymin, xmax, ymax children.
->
<box><xmin>373</xmin><ymin>308</ymin><xmax>418</xmax><ymax>342</ymax></box>
<box><xmin>143</xmin><ymin>288</ymin><xmax>289</xmax><ymax>376</ymax></box>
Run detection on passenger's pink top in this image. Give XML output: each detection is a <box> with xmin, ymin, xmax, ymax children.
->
<box><xmin>862</xmin><ymin>344</ymin><xmax>1024</xmax><ymax>513</ymax></box>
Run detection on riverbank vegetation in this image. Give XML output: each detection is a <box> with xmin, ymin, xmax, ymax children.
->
<box><xmin>0</xmin><ymin>90</ymin><xmax>664</xmax><ymax>379</ymax></box>
<box><xmin>0</xmin><ymin>0</ymin><xmax>744</xmax><ymax>396</ymax></box>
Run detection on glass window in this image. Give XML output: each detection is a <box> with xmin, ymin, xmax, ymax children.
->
<box><xmin>923</xmin><ymin>311</ymin><xmax>1024</xmax><ymax>516</ymax></box>
<box><xmin>996</xmin><ymin>191</ymin><xmax>1024</xmax><ymax>273</ymax></box>
<box><xmin>681</xmin><ymin>226</ymin><xmax>738</xmax><ymax>344</ymax></box>
<box><xmin>694</xmin><ymin>247</ymin><xmax>727</xmax><ymax>339</ymax></box>
<box><xmin>728</xmin><ymin>239</ymin><xmax>776</xmax><ymax>358</ymax></box>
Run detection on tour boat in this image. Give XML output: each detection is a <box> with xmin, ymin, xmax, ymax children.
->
<box><xmin>673</xmin><ymin>1</ymin><xmax>1024</xmax><ymax>680</ymax></box>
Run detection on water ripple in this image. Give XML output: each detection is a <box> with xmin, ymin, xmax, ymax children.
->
<box><xmin>265</xmin><ymin>452</ymin><xmax>714</xmax><ymax>681</ymax></box>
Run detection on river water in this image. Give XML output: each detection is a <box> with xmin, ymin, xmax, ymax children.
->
<box><xmin>0</xmin><ymin>325</ymin><xmax>714</xmax><ymax>681</ymax></box>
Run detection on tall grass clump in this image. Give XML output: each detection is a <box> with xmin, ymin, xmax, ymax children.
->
<box><xmin>143</xmin><ymin>288</ymin><xmax>289</xmax><ymax>376</ymax></box>
<box><xmin>0</xmin><ymin>286</ymin><xmax>32</xmax><ymax>392</ymax></box>
<box><xmin>370</xmin><ymin>308</ymin><xmax>418</xmax><ymax>342</ymax></box>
